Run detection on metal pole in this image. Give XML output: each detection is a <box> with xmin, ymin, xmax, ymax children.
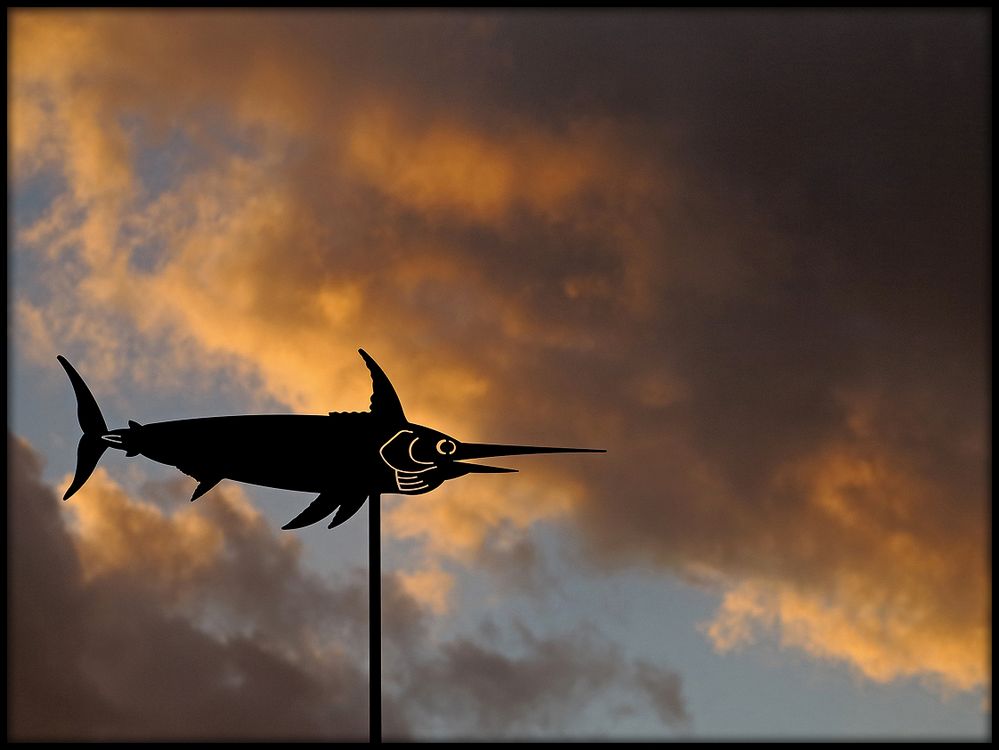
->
<box><xmin>369</xmin><ymin>494</ymin><xmax>381</xmax><ymax>743</ymax></box>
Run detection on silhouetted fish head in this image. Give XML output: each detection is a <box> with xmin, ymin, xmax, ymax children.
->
<box><xmin>378</xmin><ymin>424</ymin><xmax>604</xmax><ymax>494</ymax></box>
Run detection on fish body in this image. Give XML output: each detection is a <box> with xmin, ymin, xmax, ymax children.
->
<box><xmin>114</xmin><ymin>413</ymin><xmax>392</xmax><ymax>495</ymax></box>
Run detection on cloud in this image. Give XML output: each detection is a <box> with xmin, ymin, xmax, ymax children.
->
<box><xmin>345</xmin><ymin>106</ymin><xmax>644</xmax><ymax>225</ymax></box>
<box><xmin>695</xmin><ymin>418</ymin><xmax>989</xmax><ymax>692</ymax></box>
<box><xmin>10</xmin><ymin>10</ymin><xmax>990</xmax><ymax>696</ymax></box>
<box><xmin>633</xmin><ymin>661</ymin><xmax>690</xmax><ymax>731</ymax></box>
<box><xmin>9</xmin><ymin>433</ymin><xmax>370</xmax><ymax>741</ymax></box>
<box><xmin>9</xmin><ymin>434</ymin><xmax>690</xmax><ymax>739</ymax></box>
<box><xmin>705</xmin><ymin>576</ymin><xmax>987</xmax><ymax>693</ymax></box>
<box><xmin>395</xmin><ymin>564</ymin><xmax>454</xmax><ymax>615</ymax></box>
<box><xmin>388</xmin><ymin>619</ymin><xmax>690</xmax><ymax>738</ymax></box>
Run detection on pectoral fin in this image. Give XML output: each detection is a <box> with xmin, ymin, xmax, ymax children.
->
<box><xmin>282</xmin><ymin>490</ymin><xmax>369</xmax><ymax>531</ymax></box>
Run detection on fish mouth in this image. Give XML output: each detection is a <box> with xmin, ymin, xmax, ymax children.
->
<box><xmin>451</xmin><ymin>462</ymin><xmax>519</xmax><ymax>475</ymax></box>
<box><xmin>451</xmin><ymin>442</ymin><xmax>605</xmax><ymax>474</ymax></box>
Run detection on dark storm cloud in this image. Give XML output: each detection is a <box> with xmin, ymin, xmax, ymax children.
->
<box><xmin>428</xmin><ymin>12</ymin><xmax>988</xmax><ymax>688</ymax></box>
<box><xmin>406</xmin><ymin>12</ymin><xmax>989</xmax><ymax>655</ymax></box>
<box><xmin>8</xmin><ymin>434</ymin><xmax>370</xmax><ymax>741</ymax></box>
<box><xmin>634</xmin><ymin>661</ymin><xmax>690</xmax><ymax>730</ymax></box>
<box><xmin>388</xmin><ymin>616</ymin><xmax>690</xmax><ymax>738</ymax></box>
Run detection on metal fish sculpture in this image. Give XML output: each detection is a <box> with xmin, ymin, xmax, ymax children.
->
<box><xmin>57</xmin><ymin>350</ymin><xmax>604</xmax><ymax>530</ymax></box>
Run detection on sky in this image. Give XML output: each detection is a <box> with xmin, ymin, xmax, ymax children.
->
<box><xmin>8</xmin><ymin>9</ymin><xmax>990</xmax><ymax>740</ymax></box>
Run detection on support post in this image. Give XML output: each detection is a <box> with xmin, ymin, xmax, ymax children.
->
<box><xmin>369</xmin><ymin>494</ymin><xmax>381</xmax><ymax>743</ymax></box>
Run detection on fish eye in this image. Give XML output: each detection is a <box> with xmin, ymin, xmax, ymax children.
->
<box><xmin>436</xmin><ymin>439</ymin><xmax>456</xmax><ymax>456</ymax></box>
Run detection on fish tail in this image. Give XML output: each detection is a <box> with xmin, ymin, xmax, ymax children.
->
<box><xmin>57</xmin><ymin>355</ymin><xmax>110</xmax><ymax>500</ymax></box>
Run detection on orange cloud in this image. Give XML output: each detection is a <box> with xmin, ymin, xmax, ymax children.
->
<box><xmin>385</xmin><ymin>471</ymin><xmax>580</xmax><ymax>558</ymax></box>
<box><xmin>346</xmin><ymin>107</ymin><xmax>635</xmax><ymax>224</ymax></box>
<box><xmin>63</xmin><ymin>467</ymin><xmax>236</xmax><ymax>587</ymax></box>
<box><xmin>705</xmin><ymin>577</ymin><xmax>988</xmax><ymax>692</ymax></box>
<box><xmin>396</xmin><ymin>564</ymin><xmax>455</xmax><ymax>615</ymax></box>
<box><xmin>699</xmin><ymin>434</ymin><xmax>989</xmax><ymax>692</ymax></box>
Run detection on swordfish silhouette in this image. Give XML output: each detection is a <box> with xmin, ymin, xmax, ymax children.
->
<box><xmin>57</xmin><ymin>350</ymin><xmax>603</xmax><ymax>530</ymax></box>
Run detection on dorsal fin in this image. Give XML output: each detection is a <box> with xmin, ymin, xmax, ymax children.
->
<box><xmin>357</xmin><ymin>349</ymin><xmax>406</xmax><ymax>423</ymax></box>
<box><xmin>189</xmin><ymin>477</ymin><xmax>221</xmax><ymax>502</ymax></box>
